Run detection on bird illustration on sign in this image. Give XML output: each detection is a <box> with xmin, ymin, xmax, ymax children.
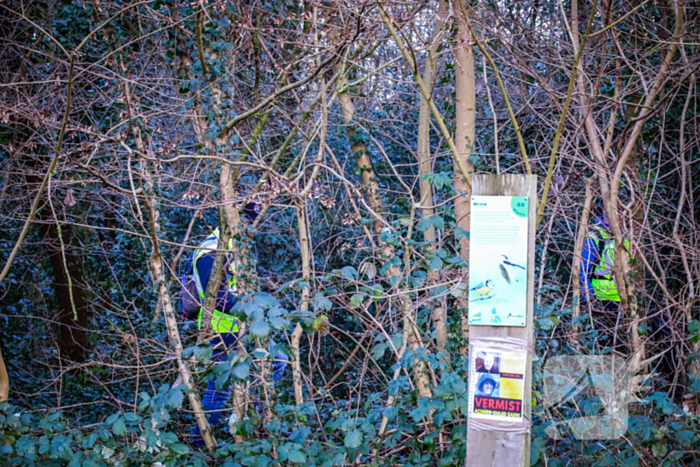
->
<box><xmin>470</xmin><ymin>279</ymin><xmax>496</xmax><ymax>302</ymax></box>
<box><xmin>499</xmin><ymin>254</ymin><xmax>525</xmax><ymax>284</ymax></box>
<box><xmin>471</xmin><ymin>279</ymin><xmax>494</xmax><ymax>295</ymax></box>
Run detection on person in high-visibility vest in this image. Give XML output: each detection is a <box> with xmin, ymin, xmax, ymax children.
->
<box><xmin>579</xmin><ymin>214</ymin><xmax>629</xmax><ymax>307</ymax></box>
<box><xmin>579</xmin><ymin>213</ymin><xmax>632</xmax><ymax>349</ymax></box>
<box><xmin>190</xmin><ymin>202</ymin><xmax>288</xmax><ymax>445</ymax></box>
<box><xmin>192</xmin><ymin>227</ymin><xmax>240</xmax><ymax>336</ymax></box>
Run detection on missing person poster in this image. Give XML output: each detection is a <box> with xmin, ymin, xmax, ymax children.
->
<box><xmin>468</xmin><ymin>196</ymin><xmax>529</xmax><ymax>327</ymax></box>
<box><xmin>469</xmin><ymin>347</ymin><xmax>527</xmax><ymax>421</ymax></box>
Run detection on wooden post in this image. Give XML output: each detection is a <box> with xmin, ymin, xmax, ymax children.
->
<box><xmin>466</xmin><ymin>174</ymin><xmax>537</xmax><ymax>467</ymax></box>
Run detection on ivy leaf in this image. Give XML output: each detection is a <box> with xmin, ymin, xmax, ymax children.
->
<box><xmin>417</xmin><ymin>218</ymin><xmax>433</xmax><ymax>232</ymax></box>
<box><xmin>243</xmin><ymin>302</ymin><xmax>264</xmax><ymax>318</ymax></box>
<box><xmin>270</xmin><ymin>316</ymin><xmax>290</xmax><ymax>330</ymax></box>
<box><xmin>380</xmin><ymin>229</ymin><xmax>395</xmax><ymax>244</ymax></box>
<box><xmin>170</xmin><ymin>443</ymin><xmax>190</xmax><ymax>455</ymax></box>
<box><xmin>537</xmin><ymin>316</ymin><xmax>559</xmax><ymax>331</ymax></box>
<box><xmin>430</xmin><ymin>215</ymin><xmax>444</xmax><ymax>230</ymax></box>
<box><xmin>105</xmin><ymin>413</ymin><xmax>120</xmax><ymax>424</ymax></box>
<box><xmin>688</xmin><ymin>319</ymin><xmax>699</xmax><ymax>344</ymax></box>
<box><xmin>530</xmin><ymin>436</ymin><xmax>546</xmax><ymax>466</ymax></box>
<box><xmin>429</xmin><ymin>256</ymin><xmax>443</xmax><ymax>271</ymax></box>
<box><xmin>268</xmin><ymin>306</ymin><xmax>286</xmax><ymax>318</ymax></box>
<box><xmin>146</xmin><ymin>431</ymin><xmax>158</xmax><ymax>448</ymax></box>
<box><xmin>312</xmin><ymin>293</ymin><xmax>333</xmax><ymax>311</ymax></box>
<box><xmin>390</xmin><ymin>333</ymin><xmax>403</xmax><ymax>350</ymax></box>
<box><xmin>409</xmin><ymin>399</ymin><xmax>432</xmax><ymax>421</ymax></box>
<box><xmin>652</xmin><ymin>442</ymin><xmax>668</xmax><ymax>458</ymax></box>
<box><xmin>160</xmin><ymin>432</ymin><xmax>178</xmax><ymax>444</ymax></box>
<box><xmin>253</xmin><ymin>293</ymin><xmax>279</xmax><ymax>309</ymax></box>
<box><xmin>455</xmin><ymin>227</ymin><xmax>469</xmax><ymax>241</ymax></box>
<box><xmin>182</xmin><ymin>343</ymin><xmax>213</xmax><ymax>364</ymax></box>
<box><xmin>344</xmin><ymin>431</ymin><xmax>362</xmax><ymax>449</ymax></box>
<box><xmin>340</xmin><ymin>266</ymin><xmax>358</xmax><ymax>280</ymax></box>
<box><xmin>112</xmin><ymin>417</ymin><xmax>126</xmax><ymax>436</ymax></box>
<box><xmin>290</xmin><ymin>427</ymin><xmax>311</xmax><ymax>444</ymax></box>
<box><xmin>216</xmin><ymin>368</ymin><xmax>232</xmax><ymax>390</ymax></box>
<box><xmin>350</xmin><ymin>294</ymin><xmax>365</xmax><ymax>309</ymax></box>
<box><xmin>277</xmin><ymin>279</ymin><xmax>297</xmax><ymax>293</ymax></box>
<box><xmin>253</xmin><ymin>347</ymin><xmax>269</xmax><ymax>358</ymax></box>
<box><xmin>372</xmin><ymin>343</ymin><xmax>388</xmax><ymax>360</ymax></box>
<box><xmin>418</xmin><ymin>215</ymin><xmax>444</xmax><ymax>232</ymax></box>
<box><xmin>424</xmin><ymin>172</ymin><xmax>452</xmax><ymax>189</ymax></box>
<box><xmin>287</xmin><ymin>449</ymin><xmax>306</xmax><ymax>463</ymax></box>
<box><xmin>250</xmin><ymin>320</ymin><xmax>270</xmax><ymax>337</ymax></box>
<box><xmin>166</xmin><ymin>388</ymin><xmax>184</xmax><ymax>409</ymax></box>
<box><xmin>83</xmin><ymin>433</ymin><xmax>97</xmax><ymax>449</ymax></box>
<box><xmin>233</xmin><ymin>362</ymin><xmax>250</xmax><ymax>379</ymax></box>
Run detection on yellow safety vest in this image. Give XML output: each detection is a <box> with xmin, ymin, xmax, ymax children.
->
<box><xmin>193</xmin><ymin>231</ymin><xmax>239</xmax><ymax>333</ymax></box>
<box><xmin>588</xmin><ymin>227</ymin><xmax>629</xmax><ymax>302</ymax></box>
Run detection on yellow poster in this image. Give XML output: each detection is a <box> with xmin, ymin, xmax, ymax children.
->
<box><xmin>469</xmin><ymin>347</ymin><xmax>527</xmax><ymax>421</ymax></box>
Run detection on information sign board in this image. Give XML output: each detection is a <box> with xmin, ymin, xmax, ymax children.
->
<box><xmin>468</xmin><ymin>196</ymin><xmax>529</xmax><ymax>327</ymax></box>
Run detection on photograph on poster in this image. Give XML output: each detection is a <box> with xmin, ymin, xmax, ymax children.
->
<box><xmin>468</xmin><ymin>196</ymin><xmax>529</xmax><ymax>327</ymax></box>
<box><xmin>475</xmin><ymin>374</ymin><xmax>500</xmax><ymax>397</ymax></box>
<box><xmin>475</xmin><ymin>351</ymin><xmax>500</xmax><ymax>374</ymax></box>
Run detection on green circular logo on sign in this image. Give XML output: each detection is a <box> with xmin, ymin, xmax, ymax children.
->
<box><xmin>511</xmin><ymin>197</ymin><xmax>528</xmax><ymax>217</ymax></box>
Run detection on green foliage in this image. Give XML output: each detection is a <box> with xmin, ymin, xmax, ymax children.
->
<box><xmin>2</xmin><ymin>1</ymin><xmax>700</xmax><ymax>466</ymax></box>
<box><xmin>0</xmin><ymin>392</ymin><xmax>199</xmax><ymax>466</ymax></box>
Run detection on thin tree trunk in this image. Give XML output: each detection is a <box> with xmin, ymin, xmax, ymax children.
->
<box><xmin>417</xmin><ymin>0</ymin><xmax>449</xmax><ymax>357</ymax></box>
<box><xmin>330</xmin><ymin>17</ymin><xmax>433</xmax><ymax>400</ymax></box>
<box><xmin>623</xmin><ymin>93</ymin><xmax>647</xmax><ymax>380</ymax></box>
<box><xmin>149</xmin><ymin>241</ymin><xmax>216</xmax><ymax>450</ymax></box>
<box><xmin>187</xmin><ymin>81</ymin><xmax>252</xmax><ymax>432</ymax></box>
<box><xmin>332</xmin><ymin>41</ymin><xmax>383</xmax><ymax>235</ymax></box>
<box><xmin>453</xmin><ymin>6</ymin><xmax>476</xmax><ymax>345</ymax></box>
<box><xmin>141</xmin><ymin>183</ymin><xmax>215</xmax><ymax>448</ymax></box>
<box><xmin>198</xmin><ymin>211</ymin><xmax>230</xmax><ymax>338</ymax></box>
<box><xmin>123</xmin><ymin>80</ymin><xmax>215</xmax><ymax>449</ymax></box>
<box><xmin>290</xmin><ymin>63</ymin><xmax>328</xmax><ymax>407</ymax></box>
<box><xmin>572</xmin><ymin>179</ymin><xmax>594</xmax><ymax>341</ymax></box>
<box><xmin>373</xmin><ymin>332</ymin><xmax>408</xmax><ymax>453</ymax></box>
<box><xmin>292</xmin><ymin>201</ymin><xmax>311</xmax><ymax>407</ymax></box>
<box><xmin>608</xmin><ymin>5</ymin><xmax>682</xmax><ymax>382</ymax></box>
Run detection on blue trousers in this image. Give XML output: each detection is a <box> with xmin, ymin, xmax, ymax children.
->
<box><xmin>192</xmin><ymin>333</ymin><xmax>288</xmax><ymax>443</ymax></box>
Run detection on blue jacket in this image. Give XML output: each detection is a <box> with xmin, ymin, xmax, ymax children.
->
<box><xmin>579</xmin><ymin>217</ymin><xmax>608</xmax><ymax>302</ymax></box>
<box><xmin>195</xmin><ymin>252</ymin><xmax>238</xmax><ymax>313</ymax></box>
